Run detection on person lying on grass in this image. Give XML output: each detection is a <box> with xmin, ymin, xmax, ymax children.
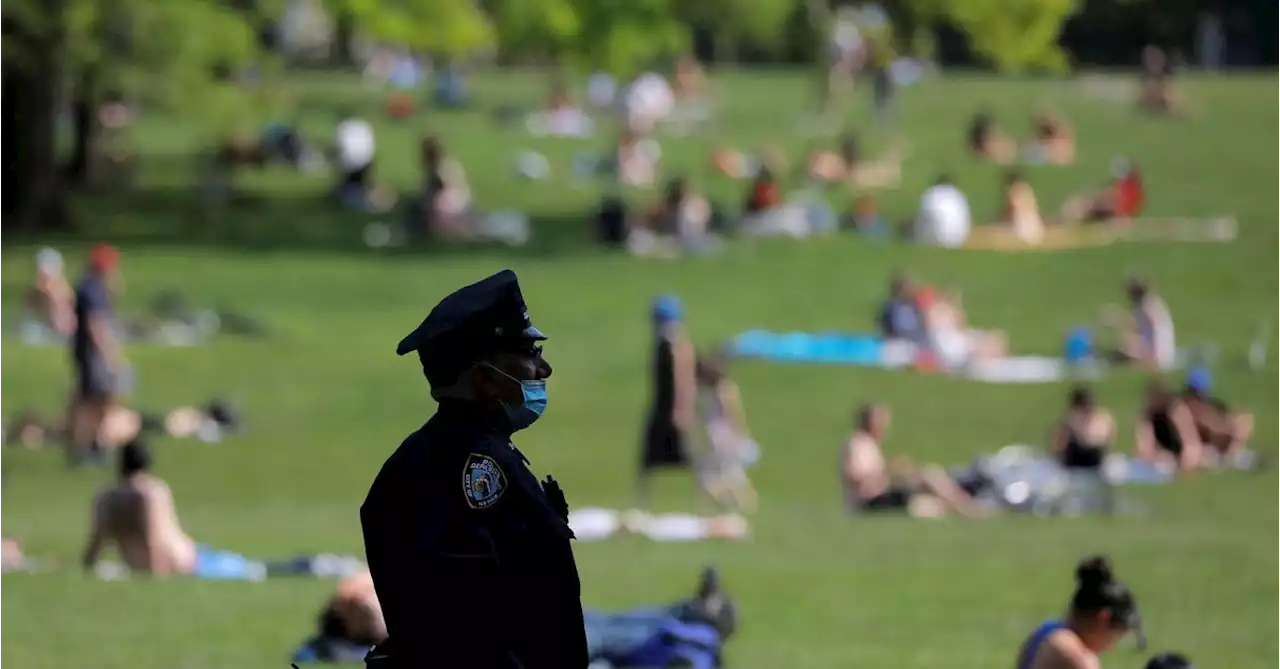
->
<box><xmin>807</xmin><ymin>132</ymin><xmax>903</xmax><ymax>188</ymax></box>
<box><xmin>842</xmin><ymin>403</ymin><xmax>995</xmax><ymax>518</ymax></box>
<box><xmin>292</xmin><ymin>569</ymin><xmax>387</xmax><ymax>663</ymax></box>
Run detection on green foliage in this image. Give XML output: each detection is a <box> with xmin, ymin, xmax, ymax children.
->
<box><xmin>568</xmin><ymin>0</ymin><xmax>687</xmax><ymax>77</ymax></box>
<box><xmin>332</xmin><ymin>0</ymin><xmax>494</xmax><ymax>57</ymax></box>
<box><xmin>488</xmin><ymin>0</ymin><xmax>580</xmax><ymax>60</ymax></box>
<box><xmin>674</xmin><ymin>0</ymin><xmax>794</xmax><ymax>51</ymax></box>
<box><xmin>0</xmin><ymin>0</ymin><xmax>261</xmax><ymax>134</ymax></box>
<box><xmin>939</xmin><ymin>0</ymin><xmax>1080</xmax><ymax>72</ymax></box>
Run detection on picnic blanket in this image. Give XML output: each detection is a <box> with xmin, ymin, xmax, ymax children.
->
<box><xmin>727</xmin><ymin>331</ymin><xmax>1091</xmax><ymax>383</ymax></box>
<box><xmin>727</xmin><ymin>330</ymin><xmax>911</xmax><ymax>368</ymax></box>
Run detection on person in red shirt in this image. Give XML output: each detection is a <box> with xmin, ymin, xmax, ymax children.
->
<box><xmin>1059</xmin><ymin>158</ymin><xmax>1145</xmax><ymax>224</ymax></box>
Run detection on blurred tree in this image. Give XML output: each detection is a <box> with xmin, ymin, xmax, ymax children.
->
<box><xmin>3</xmin><ymin>0</ymin><xmax>260</xmax><ymax>228</ymax></box>
<box><xmin>566</xmin><ymin>0</ymin><xmax>687</xmax><ymax>77</ymax></box>
<box><xmin>486</xmin><ymin>0</ymin><xmax>580</xmax><ymax>64</ymax></box>
<box><xmin>917</xmin><ymin>0</ymin><xmax>1080</xmax><ymax>72</ymax></box>
<box><xmin>327</xmin><ymin>0</ymin><xmax>494</xmax><ymax>59</ymax></box>
<box><xmin>674</xmin><ymin>0</ymin><xmax>794</xmax><ymax>62</ymax></box>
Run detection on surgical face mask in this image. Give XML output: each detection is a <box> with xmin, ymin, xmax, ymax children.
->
<box><xmin>485</xmin><ymin>364</ymin><xmax>547</xmax><ymax>431</ymax></box>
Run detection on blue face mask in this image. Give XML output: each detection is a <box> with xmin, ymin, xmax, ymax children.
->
<box><xmin>486</xmin><ymin>365</ymin><xmax>547</xmax><ymax>431</ymax></box>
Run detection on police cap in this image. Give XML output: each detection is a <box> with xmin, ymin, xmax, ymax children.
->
<box><xmin>396</xmin><ymin>269</ymin><xmax>546</xmax><ymax>387</ymax></box>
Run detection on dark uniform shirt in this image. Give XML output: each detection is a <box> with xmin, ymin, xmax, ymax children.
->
<box><xmin>362</xmin><ymin>269</ymin><xmax>588</xmax><ymax>669</ymax></box>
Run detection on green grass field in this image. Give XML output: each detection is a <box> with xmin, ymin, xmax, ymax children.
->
<box><xmin>3</xmin><ymin>71</ymin><xmax>1277</xmax><ymax>669</ymax></box>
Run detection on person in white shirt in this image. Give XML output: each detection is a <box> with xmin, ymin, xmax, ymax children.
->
<box><xmin>334</xmin><ymin>113</ymin><xmax>376</xmax><ymax>196</ymax></box>
<box><xmin>914</xmin><ymin>175</ymin><xmax>972</xmax><ymax>248</ymax></box>
<box><xmin>1107</xmin><ymin>277</ymin><xmax>1176</xmax><ymax>370</ymax></box>
<box><xmin>624</xmin><ymin>72</ymin><xmax>674</xmax><ymax>133</ymax></box>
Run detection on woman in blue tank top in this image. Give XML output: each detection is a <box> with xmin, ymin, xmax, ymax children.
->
<box><xmin>1015</xmin><ymin>555</ymin><xmax>1143</xmax><ymax>669</ymax></box>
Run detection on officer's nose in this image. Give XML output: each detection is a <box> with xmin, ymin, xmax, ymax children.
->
<box><xmin>536</xmin><ymin>357</ymin><xmax>552</xmax><ymax>379</ymax></box>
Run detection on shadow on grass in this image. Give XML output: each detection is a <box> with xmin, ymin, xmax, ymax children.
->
<box><xmin>5</xmin><ymin>186</ymin><xmax>617</xmax><ymax>261</ymax></box>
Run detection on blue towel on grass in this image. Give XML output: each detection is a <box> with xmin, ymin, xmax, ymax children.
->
<box><xmin>729</xmin><ymin>330</ymin><xmax>885</xmax><ymax>366</ymax></box>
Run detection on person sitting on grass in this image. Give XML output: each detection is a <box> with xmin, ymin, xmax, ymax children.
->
<box><xmin>742</xmin><ymin>165</ymin><xmax>782</xmax><ymax>215</ymax></box>
<box><xmin>1015</xmin><ymin>555</ymin><xmax>1144</xmax><ymax>669</ymax></box>
<box><xmin>1179</xmin><ymin>367</ymin><xmax>1257</xmax><ymax>469</ymax></box>
<box><xmin>1050</xmin><ymin>386</ymin><xmax>1115</xmax><ymax>472</ymax></box>
<box><xmin>1135</xmin><ymin>379</ymin><xmax>1204</xmax><ymax>474</ymax></box>
<box><xmin>82</xmin><ymin>441</ymin><xmax>362</xmax><ymax>580</ymax></box>
<box><xmin>807</xmin><ymin>133</ymin><xmax>903</xmax><ymax>188</ymax></box>
<box><xmin>999</xmin><ymin>168</ymin><xmax>1046</xmax><ymax>243</ymax></box>
<box><xmin>967</xmin><ymin>110</ymin><xmax>1017</xmax><ymax>164</ymax></box>
<box><xmin>1023</xmin><ymin>107</ymin><xmax>1075</xmax><ymax>165</ymax></box>
<box><xmin>1102</xmin><ymin>276</ymin><xmax>1176</xmax><ymax>370</ymax></box>
<box><xmin>1138</xmin><ymin>45</ymin><xmax>1183</xmax><ymax>116</ymax></box>
<box><xmin>711</xmin><ymin>143</ymin><xmax>786</xmax><ymax>181</ymax></box>
<box><xmin>292</xmin><ymin>569</ymin><xmax>387</xmax><ymax>663</ymax></box>
<box><xmin>916</xmin><ymin>286</ymin><xmax>1007</xmax><ymax>371</ymax></box>
<box><xmin>877</xmin><ymin>271</ymin><xmax>926</xmax><ymax>344</ymax></box>
<box><xmin>414</xmin><ymin>135</ymin><xmax>473</xmax><ymax>240</ymax></box>
<box><xmin>629</xmin><ymin>177</ymin><xmax>713</xmax><ymax>258</ymax></box>
<box><xmin>6</xmin><ymin>399</ymin><xmax>242</xmax><ymax>452</ymax></box>
<box><xmin>616</xmin><ymin>129</ymin><xmax>660</xmax><ymax>187</ymax></box>
<box><xmin>842</xmin><ymin>403</ymin><xmax>994</xmax><ymax>518</ymax></box>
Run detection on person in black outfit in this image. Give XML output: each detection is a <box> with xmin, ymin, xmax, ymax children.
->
<box><xmin>361</xmin><ymin>269</ymin><xmax>587</xmax><ymax>669</ymax></box>
<box><xmin>1135</xmin><ymin>379</ymin><xmax>1203</xmax><ymax>472</ymax></box>
<box><xmin>637</xmin><ymin>294</ymin><xmax>696</xmax><ymax>507</ymax></box>
<box><xmin>1050</xmin><ymin>386</ymin><xmax>1115</xmax><ymax>471</ymax></box>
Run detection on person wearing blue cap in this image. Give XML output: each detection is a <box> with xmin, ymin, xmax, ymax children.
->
<box><xmin>1179</xmin><ymin>367</ymin><xmax>1256</xmax><ymax>468</ymax></box>
<box><xmin>360</xmin><ymin>269</ymin><xmax>588</xmax><ymax>669</ymax></box>
<box><xmin>637</xmin><ymin>294</ymin><xmax>697</xmax><ymax>507</ymax></box>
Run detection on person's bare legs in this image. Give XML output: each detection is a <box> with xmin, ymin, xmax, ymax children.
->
<box><xmin>917</xmin><ymin>466</ymin><xmax>996</xmax><ymax>518</ymax></box>
<box><xmin>1221</xmin><ymin>412</ymin><xmax>1254</xmax><ymax>458</ymax></box>
<box><xmin>906</xmin><ymin>493</ymin><xmax>948</xmax><ymax>518</ymax></box>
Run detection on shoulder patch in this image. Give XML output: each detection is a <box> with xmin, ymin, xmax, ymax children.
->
<box><xmin>462</xmin><ymin>453</ymin><xmax>507</xmax><ymax>509</ymax></box>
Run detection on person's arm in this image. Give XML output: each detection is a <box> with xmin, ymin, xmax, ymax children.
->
<box><xmin>1049</xmin><ymin>420</ymin><xmax>1070</xmax><ymax>458</ymax></box>
<box><xmin>142</xmin><ymin>484</ymin><xmax>177</xmax><ymax>576</ymax></box>
<box><xmin>1169</xmin><ymin>401</ymin><xmax>1204</xmax><ymax>471</ymax></box>
<box><xmin>81</xmin><ymin>495</ymin><xmax>106</xmax><ymax>571</ymax></box>
<box><xmin>393</xmin><ymin>487</ymin><xmax>524</xmax><ymax>668</ymax></box>
<box><xmin>84</xmin><ymin>288</ymin><xmax>122</xmax><ymax>367</ymax></box>
<box><xmin>672</xmin><ymin>334</ymin><xmax>697</xmax><ymax>431</ymax></box>
<box><xmin>1134</xmin><ymin>417</ymin><xmax>1160</xmax><ymax>463</ymax></box>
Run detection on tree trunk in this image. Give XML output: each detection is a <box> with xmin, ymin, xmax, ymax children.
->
<box><xmin>0</xmin><ymin>18</ymin><xmax>27</xmax><ymax>227</ymax></box>
<box><xmin>333</xmin><ymin>9</ymin><xmax>355</xmax><ymax>66</ymax></box>
<box><xmin>66</xmin><ymin>69</ymin><xmax>100</xmax><ymax>190</ymax></box>
<box><xmin>1</xmin><ymin>0</ymin><xmax>71</xmax><ymax>231</ymax></box>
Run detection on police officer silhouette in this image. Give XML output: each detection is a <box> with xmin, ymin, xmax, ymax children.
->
<box><xmin>361</xmin><ymin>270</ymin><xmax>588</xmax><ymax>668</ymax></box>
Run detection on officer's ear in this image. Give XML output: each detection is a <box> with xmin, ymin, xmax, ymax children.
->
<box><xmin>468</xmin><ymin>361</ymin><xmax>501</xmax><ymax>403</ymax></box>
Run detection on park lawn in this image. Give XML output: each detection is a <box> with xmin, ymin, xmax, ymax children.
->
<box><xmin>1</xmin><ymin>71</ymin><xmax>1276</xmax><ymax>669</ymax></box>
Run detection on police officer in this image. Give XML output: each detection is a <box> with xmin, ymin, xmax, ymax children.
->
<box><xmin>361</xmin><ymin>269</ymin><xmax>588</xmax><ymax>669</ymax></box>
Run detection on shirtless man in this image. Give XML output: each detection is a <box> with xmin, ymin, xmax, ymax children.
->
<box><xmin>81</xmin><ymin>440</ymin><xmax>265</xmax><ymax>580</ymax></box>
<box><xmin>82</xmin><ymin>440</ymin><xmax>198</xmax><ymax>576</ymax></box>
<box><xmin>842</xmin><ymin>403</ymin><xmax>992</xmax><ymax>518</ymax></box>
